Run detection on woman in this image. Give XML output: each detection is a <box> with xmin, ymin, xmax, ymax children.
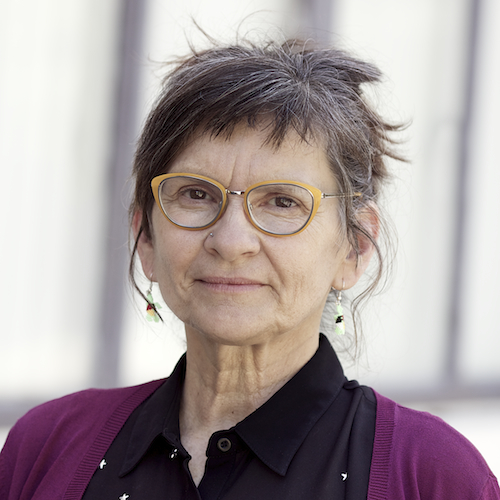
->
<box><xmin>1</xmin><ymin>39</ymin><xmax>499</xmax><ymax>500</ymax></box>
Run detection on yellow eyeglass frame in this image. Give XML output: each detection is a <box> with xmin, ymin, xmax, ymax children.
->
<box><xmin>151</xmin><ymin>173</ymin><xmax>362</xmax><ymax>237</ymax></box>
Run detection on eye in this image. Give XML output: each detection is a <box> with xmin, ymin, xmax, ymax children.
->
<box><xmin>269</xmin><ymin>196</ymin><xmax>297</xmax><ymax>208</ymax></box>
<box><xmin>178</xmin><ymin>185</ymin><xmax>216</xmax><ymax>202</ymax></box>
<box><xmin>187</xmin><ymin>188</ymin><xmax>210</xmax><ymax>200</ymax></box>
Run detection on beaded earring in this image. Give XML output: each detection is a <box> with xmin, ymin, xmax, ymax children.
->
<box><xmin>145</xmin><ymin>281</ymin><xmax>162</xmax><ymax>323</ymax></box>
<box><xmin>333</xmin><ymin>288</ymin><xmax>345</xmax><ymax>336</ymax></box>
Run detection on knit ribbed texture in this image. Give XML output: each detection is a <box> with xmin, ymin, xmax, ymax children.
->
<box><xmin>64</xmin><ymin>380</ymin><xmax>164</xmax><ymax>500</ymax></box>
<box><xmin>367</xmin><ymin>392</ymin><xmax>395</xmax><ymax>500</ymax></box>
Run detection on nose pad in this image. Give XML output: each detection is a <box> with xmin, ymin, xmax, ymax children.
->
<box><xmin>215</xmin><ymin>196</ymin><xmax>230</xmax><ymax>222</ymax></box>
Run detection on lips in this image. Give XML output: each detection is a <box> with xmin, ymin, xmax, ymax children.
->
<box><xmin>199</xmin><ymin>277</ymin><xmax>263</xmax><ymax>285</ymax></box>
<box><xmin>196</xmin><ymin>276</ymin><xmax>265</xmax><ymax>292</ymax></box>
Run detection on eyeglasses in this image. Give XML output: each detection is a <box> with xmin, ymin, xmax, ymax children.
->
<box><xmin>151</xmin><ymin>173</ymin><xmax>362</xmax><ymax>237</ymax></box>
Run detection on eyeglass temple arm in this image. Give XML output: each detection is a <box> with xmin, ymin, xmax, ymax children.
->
<box><xmin>321</xmin><ymin>192</ymin><xmax>363</xmax><ymax>199</ymax></box>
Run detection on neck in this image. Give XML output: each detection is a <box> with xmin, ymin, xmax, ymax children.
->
<box><xmin>179</xmin><ymin>328</ymin><xmax>319</xmax><ymax>433</ymax></box>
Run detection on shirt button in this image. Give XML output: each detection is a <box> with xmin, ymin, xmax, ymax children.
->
<box><xmin>169</xmin><ymin>448</ymin><xmax>178</xmax><ymax>460</ymax></box>
<box><xmin>217</xmin><ymin>437</ymin><xmax>232</xmax><ymax>452</ymax></box>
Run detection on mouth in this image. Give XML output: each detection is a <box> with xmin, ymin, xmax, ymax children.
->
<box><xmin>196</xmin><ymin>277</ymin><xmax>265</xmax><ymax>293</ymax></box>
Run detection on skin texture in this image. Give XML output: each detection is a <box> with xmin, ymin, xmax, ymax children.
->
<box><xmin>134</xmin><ymin>125</ymin><xmax>375</xmax><ymax>485</ymax></box>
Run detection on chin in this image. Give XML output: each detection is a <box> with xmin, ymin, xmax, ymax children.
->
<box><xmin>185</xmin><ymin>318</ymin><xmax>282</xmax><ymax>347</ymax></box>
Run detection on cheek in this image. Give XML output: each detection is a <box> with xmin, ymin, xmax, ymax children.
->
<box><xmin>152</xmin><ymin>241</ymin><xmax>195</xmax><ymax>322</ymax></box>
<box><xmin>153</xmin><ymin>232</ymin><xmax>193</xmax><ymax>279</ymax></box>
<box><xmin>272</xmin><ymin>231</ymin><xmax>345</xmax><ymax>299</ymax></box>
<box><xmin>149</xmin><ymin>217</ymin><xmax>198</xmax><ymax>292</ymax></box>
<box><xmin>306</xmin><ymin>218</ymin><xmax>347</xmax><ymax>266</ymax></box>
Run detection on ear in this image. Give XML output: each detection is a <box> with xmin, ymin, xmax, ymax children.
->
<box><xmin>334</xmin><ymin>203</ymin><xmax>379</xmax><ymax>290</ymax></box>
<box><xmin>133</xmin><ymin>210</ymin><xmax>155</xmax><ymax>281</ymax></box>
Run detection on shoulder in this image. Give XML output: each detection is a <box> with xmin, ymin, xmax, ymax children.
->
<box><xmin>8</xmin><ymin>379</ymin><xmax>164</xmax><ymax>444</ymax></box>
<box><xmin>0</xmin><ymin>380</ymin><xmax>164</xmax><ymax>500</ymax></box>
<box><xmin>369</xmin><ymin>392</ymin><xmax>500</xmax><ymax>500</ymax></box>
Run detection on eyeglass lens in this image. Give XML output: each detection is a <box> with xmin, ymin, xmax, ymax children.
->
<box><xmin>158</xmin><ymin>176</ymin><xmax>315</xmax><ymax>235</ymax></box>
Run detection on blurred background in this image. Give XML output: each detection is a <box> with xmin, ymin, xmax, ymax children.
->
<box><xmin>1</xmin><ymin>0</ymin><xmax>499</xmax><ymax>474</ymax></box>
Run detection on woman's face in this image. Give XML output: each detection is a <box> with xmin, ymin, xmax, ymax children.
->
<box><xmin>137</xmin><ymin>125</ymin><xmax>366</xmax><ymax>347</ymax></box>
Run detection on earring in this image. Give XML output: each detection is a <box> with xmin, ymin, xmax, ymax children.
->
<box><xmin>333</xmin><ymin>288</ymin><xmax>345</xmax><ymax>336</ymax></box>
<box><xmin>145</xmin><ymin>280</ymin><xmax>162</xmax><ymax>323</ymax></box>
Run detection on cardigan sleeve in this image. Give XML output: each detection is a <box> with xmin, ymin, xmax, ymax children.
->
<box><xmin>368</xmin><ymin>392</ymin><xmax>500</xmax><ymax>500</ymax></box>
<box><xmin>481</xmin><ymin>475</ymin><xmax>500</xmax><ymax>500</ymax></box>
<box><xmin>0</xmin><ymin>380</ymin><xmax>164</xmax><ymax>500</ymax></box>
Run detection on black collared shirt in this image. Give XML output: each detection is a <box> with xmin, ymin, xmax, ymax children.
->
<box><xmin>82</xmin><ymin>335</ymin><xmax>376</xmax><ymax>499</ymax></box>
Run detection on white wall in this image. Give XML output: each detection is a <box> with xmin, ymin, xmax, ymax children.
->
<box><xmin>0</xmin><ymin>0</ymin><xmax>121</xmax><ymax>400</ymax></box>
<box><xmin>457</xmin><ymin>0</ymin><xmax>500</xmax><ymax>382</ymax></box>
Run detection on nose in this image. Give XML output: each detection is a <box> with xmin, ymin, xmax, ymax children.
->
<box><xmin>204</xmin><ymin>196</ymin><xmax>260</xmax><ymax>262</ymax></box>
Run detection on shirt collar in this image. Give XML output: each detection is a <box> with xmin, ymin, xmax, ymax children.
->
<box><xmin>121</xmin><ymin>334</ymin><xmax>346</xmax><ymax>477</ymax></box>
<box><xmin>235</xmin><ymin>334</ymin><xmax>346</xmax><ymax>475</ymax></box>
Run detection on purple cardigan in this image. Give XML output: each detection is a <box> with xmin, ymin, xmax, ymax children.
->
<box><xmin>1</xmin><ymin>380</ymin><xmax>499</xmax><ymax>500</ymax></box>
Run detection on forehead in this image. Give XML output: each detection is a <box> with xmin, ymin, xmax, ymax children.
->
<box><xmin>167</xmin><ymin>124</ymin><xmax>336</xmax><ymax>188</ymax></box>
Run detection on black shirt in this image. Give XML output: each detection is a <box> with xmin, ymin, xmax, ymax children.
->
<box><xmin>82</xmin><ymin>335</ymin><xmax>376</xmax><ymax>499</ymax></box>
